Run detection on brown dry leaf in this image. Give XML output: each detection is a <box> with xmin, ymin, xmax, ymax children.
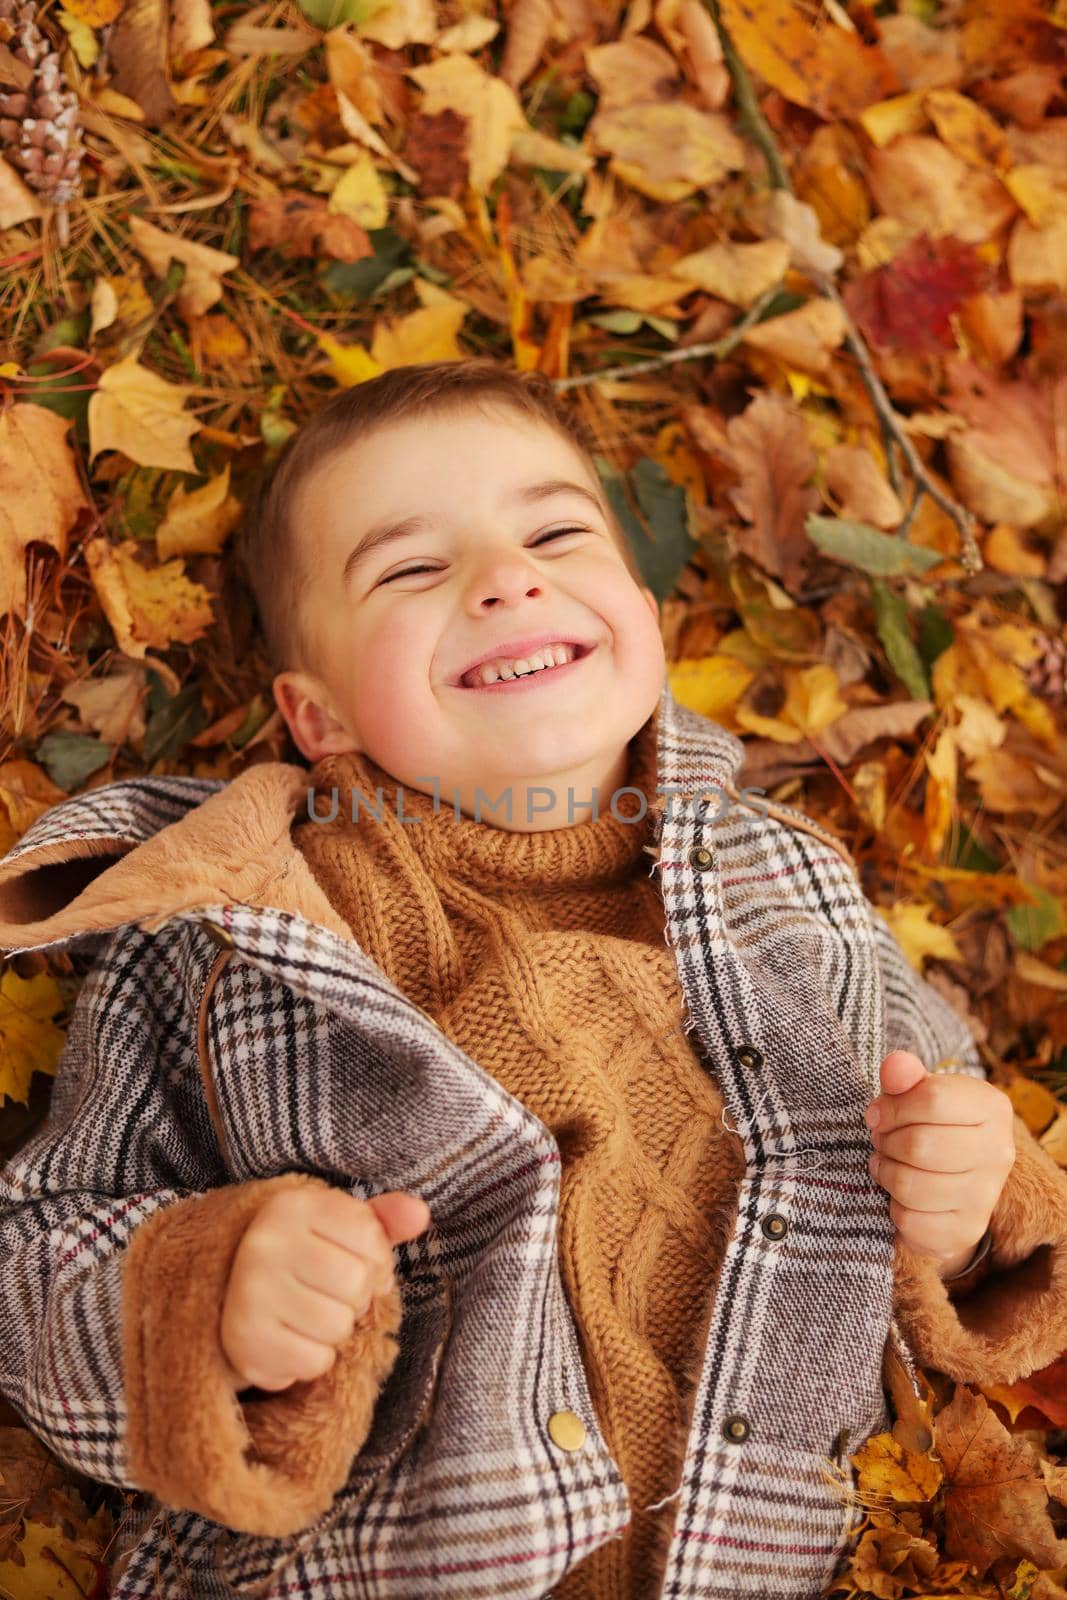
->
<box><xmin>408</xmin><ymin>55</ymin><xmax>528</xmax><ymax>194</ymax></box>
<box><xmin>61</xmin><ymin>661</ymin><xmax>148</xmax><ymax>747</ymax></box>
<box><xmin>82</xmin><ymin>536</ymin><xmax>214</xmax><ymax>658</ymax></box>
<box><xmin>588</xmin><ymin>102</ymin><xmax>746</xmax><ymax>202</ymax></box>
<box><xmin>108</xmin><ymin>0</ymin><xmax>175</xmax><ymax>127</ymax></box>
<box><xmin>823</xmin><ymin>444</ymin><xmax>904</xmax><ymax>528</ymax></box>
<box><xmin>866</xmin><ymin>134</ymin><xmax>1018</xmax><ymax>243</ymax></box>
<box><xmin>1009</xmin><ymin>214</ymin><xmax>1067</xmax><ymax>295</ymax></box>
<box><xmin>876</xmin><ymin>13</ymin><xmax>961</xmax><ymax>92</ymax></box>
<box><xmin>499</xmin><ymin>0</ymin><xmax>553</xmax><ymax>90</ymax></box>
<box><xmin>156</xmin><ymin>464</ymin><xmax>242</xmax><ymax>559</ymax></box>
<box><xmin>740</xmin><ymin>296</ymin><xmax>848</xmax><ymax>378</ymax></box>
<box><xmin>723</xmin><ymin>390</ymin><xmax>820</xmax><ymax>593</ymax></box>
<box><xmin>325</xmin><ymin>25</ymin><xmax>385</xmax><ymax>125</ymax></box>
<box><xmin>0</xmin><ymin>405</ymin><xmax>89</xmax><ymax>624</ymax></box>
<box><xmin>127</xmin><ymin>215</ymin><xmax>239</xmax><ymax>319</ymax></box>
<box><xmin>0</xmin><ymin>155</ymin><xmax>43</xmax><ymax>226</ymax></box>
<box><xmin>0</xmin><ymin>761</ymin><xmax>66</xmax><ymax>857</ymax></box>
<box><xmin>358</xmin><ymin>0</ymin><xmax>437</xmax><ymax>49</ymax></box>
<box><xmin>669</xmin><ymin>238</ymin><xmax>790</xmax><ymax>307</ymax></box>
<box><xmin>88</xmin><ymin>355</ymin><xmax>200</xmax><ymax>472</ymax></box>
<box><xmin>718</xmin><ymin>0</ymin><xmax>900</xmax><ymax>120</ymax></box>
<box><xmin>170</xmin><ymin>0</ymin><xmax>214</xmax><ymax>62</ymax></box>
<box><xmin>660</xmin><ymin>0</ymin><xmax>729</xmax><ymax>111</ymax></box>
<box><xmin>943</xmin><ymin>355</ymin><xmax>1065</xmax><ymax>529</ymax></box>
<box><xmin>758</xmin><ymin>189</ymin><xmax>844</xmax><ymax>277</ymax></box>
<box><xmin>935</xmin><ymin>1384</ymin><xmax>1067</xmax><ymax>1575</ymax></box>
<box><xmin>585</xmin><ymin>36</ymin><xmax>681</xmax><ymax>110</ymax></box>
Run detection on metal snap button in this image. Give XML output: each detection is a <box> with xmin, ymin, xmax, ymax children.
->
<box><xmin>547</xmin><ymin>1410</ymin><xmax>586</xmax><ymax>1451</ymax></box>
<box><xmin>733</xmin><ymin>1044</ymin><xmax>763</xmax><ymax>1070</ymax></box>
<box><xmin>722</xmin><ymin>1414</ymin><xmax>751</xmax><ymax>1443</ymax></box>
<box><xmin>200</xmin><ymin>918</ymin><xmax>235</xmax><ymax>949</ymax></box>
<box><xmin>688</xmin><ymin>846</ymin><xmax>714</xmax><ymax>870</ymax></box>
<box><xmin>761</xmin><ymin>1213</ymin><xmax>788</xmax><ymax>1241</ymax></box>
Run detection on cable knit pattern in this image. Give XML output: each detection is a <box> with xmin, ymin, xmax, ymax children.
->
<box><xmin>293</xmin><ymin>706</ymin><xmax>747</xmax><ymax>1599</ymax></box>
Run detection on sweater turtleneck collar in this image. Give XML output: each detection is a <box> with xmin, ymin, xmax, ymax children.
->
<box><xmin>301</xmin><ymin>699</ymin><xmax>664</xmax><ymax>891</ymax></box>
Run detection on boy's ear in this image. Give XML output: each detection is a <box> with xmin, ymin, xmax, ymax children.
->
<box><xmin>273</xmin><ymin>670</ymin><xmax>361</xmax><ymax>764</ymax></box>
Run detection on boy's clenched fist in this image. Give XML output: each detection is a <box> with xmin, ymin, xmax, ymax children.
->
<box><xmin>220</xmin><ymin>1186</ymin><xmax>432</xmax><ymax>1393</ymax></box>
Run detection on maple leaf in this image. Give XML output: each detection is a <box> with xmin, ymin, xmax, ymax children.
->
<box><xmin>842</xmin><ymin>232</ymin><xmax>991</xmax><ymax>355</ymax></box>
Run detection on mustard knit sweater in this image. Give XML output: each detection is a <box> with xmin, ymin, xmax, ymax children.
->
<box><xmin>292</xmin><ymin>706</ymin><xmax>746</xmax><ymax>1598</ymax></box>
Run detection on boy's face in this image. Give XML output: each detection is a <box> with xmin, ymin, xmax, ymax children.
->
<box><xmin>273</xmin><ymin>404</ymin><xmax>666</xmax><ymax>831</ymax></box>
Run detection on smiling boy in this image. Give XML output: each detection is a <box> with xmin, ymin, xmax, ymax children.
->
<box><xmin>1</xmin><ymin>359</ymin><xmax>1066</xmax><ymax>1600</ymax></box>
<box><xmin>261</xmin><ymin>388</ymin><xmax>666</xmax><ymax>833</ymax></box>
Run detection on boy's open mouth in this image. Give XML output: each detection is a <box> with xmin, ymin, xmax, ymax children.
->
<box><xmin>456</xmin><ymin>642</ymin><xmax>595</xmax><ymax>691</ymax></box>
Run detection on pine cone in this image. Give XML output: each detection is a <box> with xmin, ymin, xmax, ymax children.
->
<box><xmin>0</xmin><ymin>0</ymin><xmax>83</xmax><ymax>237</ymax></box>
<box><xmin>1027</xmin><ymin>632</ymin><xmax>1067</xmax><ymax>705</ymax></box>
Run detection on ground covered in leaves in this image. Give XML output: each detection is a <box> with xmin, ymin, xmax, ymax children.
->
<box><xmin>0</xmin><ymin>0</ymin><xmax>1066</xmax><ymax>1594</ymax></box>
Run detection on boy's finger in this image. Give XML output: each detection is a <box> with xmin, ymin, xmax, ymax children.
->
<box><xmin>367</xmin><ymin>1190</ymin><xmax>433</xmax><ymax>1245</ymax></box>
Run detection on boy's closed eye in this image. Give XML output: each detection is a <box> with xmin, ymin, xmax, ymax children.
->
<box><xmin>378</xmin><ymin>526</ymin><xmax>590</xmax><ymax>585</ymax></box>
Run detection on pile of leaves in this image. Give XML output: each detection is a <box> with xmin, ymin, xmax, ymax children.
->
<box><xmin>0</xmin><ymin>0</ymin><xmax>1065</xmax><ymax>1593</ymax></box>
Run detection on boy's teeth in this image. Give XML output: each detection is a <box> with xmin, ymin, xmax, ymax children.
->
<box><xmin>464</xmin><ymin>642</ymin><xmax>577</xmax><ymax>687</ymax></box>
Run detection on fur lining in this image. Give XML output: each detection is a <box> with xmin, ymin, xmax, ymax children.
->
<box><xmin>893</xmin><ymin>1113</ymin><xmax>1067</xmax><ymax>1386</ymax></box>
<box><xmin>122</xmin><ymin>1170</ymin><xmax>401</xmax><ymax>1535</ymax></box>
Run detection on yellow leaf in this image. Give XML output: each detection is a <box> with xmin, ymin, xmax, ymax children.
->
<box><xmin>0</xmin><ymin>761</ymin><xmax>67</xmax><ymax>857</ymax></box>
<box><xmin>82</xmin><ymin>536</ymin><xmax>214</xmax><ymax>658</ymax></box>
<box><xmin>56</xmin><ymin>8</ymin><xmax>100</xmax><ymax>68</ymax></box>
<box><xmin>850</xmin><ymin>1429</ymin><xmax>943</xmax><ymax>1502</ymax></box>
<box><xmin>924</xmin><ymin>87</ymin><xmax>1011</xmax><ymax>172</ymax></box>
<box><xmin>0</xmin><ymin>404</ymin><xmax>89</xmax><ymax>623</ymax></box>
<box><xmin>359</xmin><ymin>0</ymin><xmax>436</xmax><ymax>49</ymax></box>
<box><xmin>63</xmin><ymin>0</ymin><xmax>124</xmax><ymax>22</ymax></box>
<box><xmin>718</xmin><ymin>0</ymin><xmax>900</xmax><ymax>120</ymax></box>
<box><xmin>923</xmin><ymin>724</ymin><xmax>958</xmax><ymax>858</ymax></box>
<box><xmin>1004</xmin><ymin>164</ymin><xmax>1067</xmax><ymax>227</ymax></box>
<box><xmin>89</xmin><ymin>84</ymin><xmax>146</xmax><ymax>120</ymax></box>
<box><xmin>328</xmin><ymin>149</ymin><xmax>389</xmax><ymax>228</ymax></box>
<box><xmin>669</xmin><ymin>239</ymin><xmax>790</xmax><ymax>308</ymax></box>
<box><xmin>61</xmin><ymin>662</ymin><xmax>148</xmax><ymax>747</ymax></box>
<box><xmin>858</xmin><ymin>89</ymin><xmax>928</xmax><ymax>148</ymax></box>
<box><xmin>0</xmin><ymin>969</ymin><xmax>66</xmax><ymax>1108</ymax></box>
<box><xmin>0</xmin><ymin>1502</ymin><xmax>112</xmax><ymax>1598</ymax></box>
<box><xmin>878</xmin><ymin>902</ymin><xmax>964</xmax><ymax>969</ymax></box>
<box><xmin>156</xmin><ymin>464</ymin><xmax>243</xmax><ymax>559</ymax></box>
<box><xmin>127</xmin><ymin>214</ymin><xmax>240</xmax><ymax>319</ymax></box>
<box><xmin>781</xmin><ymin>663</ymin><xmax>849</xmax><ymax>738</ymax></box>
<box><xmin>1015</xmin><ymin>951</ymin><xmax>1067</xmax><ymax>992</ymax></box>
<box><xmin>317</xmin><ymin>333</ymin><xmax>384</xmax><ymax>388</ymax></box>
<box><xmin>667</xmin><ymin>655</ymin><xmax>756</xmax><ymax>722</ymax></box>
<box><xmin>370</xmin><ymin>300</ymin><xmax>468</xmax><ymax>368</ymax></box>
<box><xmin>88</xmin><ymin>354</ymin><xmax>200</xmax><ymax>472</ymax></box>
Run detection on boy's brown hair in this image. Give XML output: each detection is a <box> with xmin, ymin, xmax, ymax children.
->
<box><xmin>234</xmin><ymin>357</ymin><xmax>645</xmax><ymax>677</ymax></box>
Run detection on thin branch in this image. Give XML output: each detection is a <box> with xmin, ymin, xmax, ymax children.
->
<box><xmin>551</xmin><ymin>284</ymin><xmax>782</xmax><ymax>392</ymax></box>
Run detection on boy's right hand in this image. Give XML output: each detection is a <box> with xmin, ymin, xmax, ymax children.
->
<box><xmin>220</xmin><ymin>1187</ymin><xmax>432</xmax><ymax>1394</ymax></box>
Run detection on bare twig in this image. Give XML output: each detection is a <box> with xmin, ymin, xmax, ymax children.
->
<box><xmin>552</xmin><ymin>284</ymin><xmax>782</xmax><ymax>392</ymax></box>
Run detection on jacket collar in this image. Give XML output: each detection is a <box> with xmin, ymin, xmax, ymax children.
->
<box><xmin>0</xmin><ymin>679</ymin><xmax>746</xmax><ymax>956</ymax></box>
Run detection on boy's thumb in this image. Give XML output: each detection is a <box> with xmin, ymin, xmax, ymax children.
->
<box><xmin>367</xmin><ymin>1190</ymin><xmax>433</xmax><ymax>1244</ymax></box>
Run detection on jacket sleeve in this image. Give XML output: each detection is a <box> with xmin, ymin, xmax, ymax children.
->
<box><xmin>0</xmin><ymin>930</ymin><xmax>402</xmax><ymax>1537</ymax></box>
<box><xmin>869</xmin><ymin>909</ymin><xmax>1067</xmax><ymax>1387</ymax></box>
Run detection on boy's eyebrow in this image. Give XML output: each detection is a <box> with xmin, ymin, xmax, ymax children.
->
<box><xmin>341</xmin><ymin>478</ymin><xmax>604</xmax><ymax>586</ymax></box>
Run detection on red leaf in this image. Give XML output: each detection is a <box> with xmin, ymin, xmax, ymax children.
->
<box><xmin>842</xmin><ymin>232</ymin><xmax>991</xmax><ymax>356</ymax></box>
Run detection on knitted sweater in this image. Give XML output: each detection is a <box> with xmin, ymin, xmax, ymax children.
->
<box><xmin>292</xmin><ymin>707</ymin><xmax>747</xmax><ymax>1599</ymax></box>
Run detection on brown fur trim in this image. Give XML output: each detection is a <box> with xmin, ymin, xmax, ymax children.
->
<box><xmin>122</xmin><ymin>1170</ymin><xmax>401</xmax><ymax>1535</ymax></box>
<box><xmin>893</xmin><ymin>1114</ymin><xmax>1067</xmax><ymax>1386</ymax></box>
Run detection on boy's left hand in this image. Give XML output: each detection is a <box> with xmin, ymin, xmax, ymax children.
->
<box><xmin>865</xmin><ymin>1049</ymin><xmax>1016</xmax><ymax>1279</ymax></box>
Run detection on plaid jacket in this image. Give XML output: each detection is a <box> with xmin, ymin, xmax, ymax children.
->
<box><xmin>2</xmin><ymin>678</ymin><xmax>1067</xmax><ymax>1600</ymax></box>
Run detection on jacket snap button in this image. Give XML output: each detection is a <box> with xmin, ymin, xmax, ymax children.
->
<box><xmin>200</xmin><ymin>918</ymin><xmax>235</xmax><ymax>950</ymax></box>
<box><xmin>547</xmin><ymin>1410</ymin><xmax>586</xmax><ymax>1451</ymax></box>
<box><xmin>762</xmin><ymin>1213</ymin><xmax>788</xmax><ymax>1241</ymax></box>
<box><xmin>722</xmin><ymin>1414</ymin><xmax>751</xmax><ymax>1443</ymax></box>
<box><xmin>734</xmin><ymin>1044</ymin><xmax>763</xmax><ymax>1070</ymax></box>
<box><xmin>688</xmin><ymin>846</ymin><xmax>713</xmax><ymax>870</ymax></box>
